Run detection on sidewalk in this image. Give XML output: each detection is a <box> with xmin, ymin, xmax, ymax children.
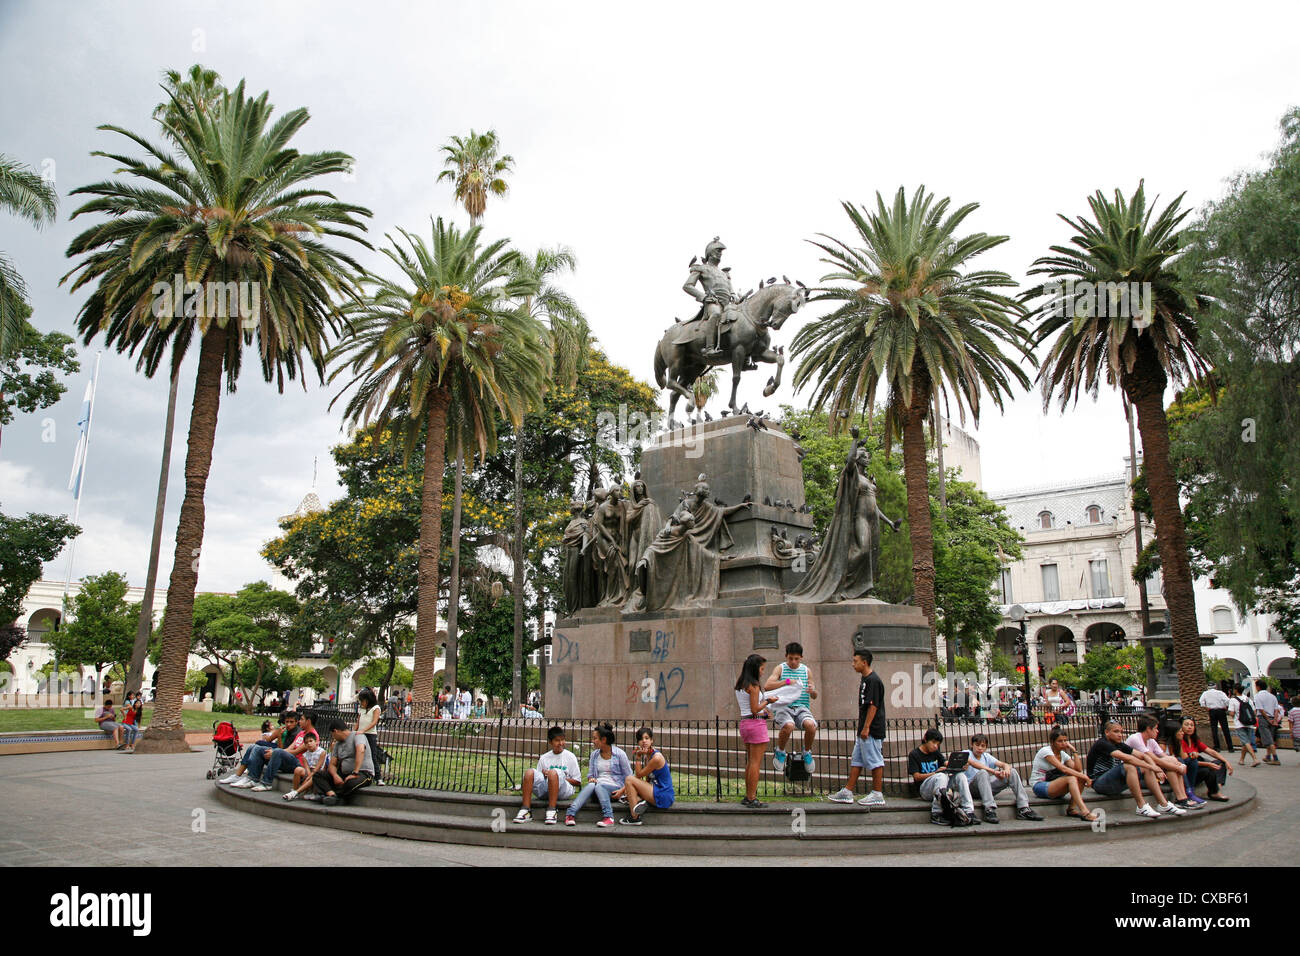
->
<box><xmin>0</xmin><ymin>749</ymin><xmax>1293</xmax><ymax>866</ymax></box>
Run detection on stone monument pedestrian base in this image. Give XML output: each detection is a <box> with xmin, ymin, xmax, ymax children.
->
<box><xmin>547</xmin><ymin>599</ymin><xmax>934</xmax><ymax>720</ymax></box>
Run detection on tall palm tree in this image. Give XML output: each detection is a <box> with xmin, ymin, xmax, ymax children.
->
<box><xmin>437</xmin><ymin>128</ymin><xmax>514</xmax><ymax>693</ymax></box>
<box><xmin>1</xmin><ymin>155</ymin><xmax>59</xmax><ymax>358</ymax></box>
<box><xmin>792</xmin><ymin>187</ymin><xmax>1032</xmax><ymax>655</ymax></box>
<box><xmin>63</xmin><ymin>81</ymin><xmax>371</xmax><ymax>749</ymax></box>
<box><xmin>1025</xmin><ymin>182</ymin><xmax>1213</xmax><ymax>719</ymax></box>
<box><xmin>508</xmin><ymin>245</ymin><xmax>589</xmax><ymax>706</ymax></box>
<box><xmin>128</xmin><ymin>65</ymin><xmax>229</xmax><ymax>697</ymax></box>
<box><xmin>329</xmin><ymin>219</ymin><xmax>551</xmax><ymax>706</ymax></box>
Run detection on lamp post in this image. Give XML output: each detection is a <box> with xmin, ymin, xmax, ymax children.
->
<box><xmin>1009</xmin><ymin>604</ymin><xmax>1031</xmax><ymax>708</ymax></box>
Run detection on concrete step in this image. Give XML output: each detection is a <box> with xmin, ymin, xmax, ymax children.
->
<box><xmin>214</xmin><ymin>775</ymin><xmax>1255</xmax><ymax>856</ymax></box>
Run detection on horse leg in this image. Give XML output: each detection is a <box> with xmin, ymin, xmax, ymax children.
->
<box><xmin>759</xmin><ymin>348</ymin><xmax>785</xmax><ymax>397</ymax></box>
<box><xmin>728</xmin><ymin>352</ymin><xmax>743</xmax><ymax>415</ymax></box>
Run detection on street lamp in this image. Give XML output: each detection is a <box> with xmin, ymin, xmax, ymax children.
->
<box><xmin>1009</xmin><ymin>604</ymin><xmax>1031</xmax><ymax>708</ymax></box>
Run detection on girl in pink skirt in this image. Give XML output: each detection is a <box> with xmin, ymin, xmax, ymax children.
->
<box><xmin>735</xmin><ymin>654</ymin><xmax>778</xmax><ymax>808</ymax></box>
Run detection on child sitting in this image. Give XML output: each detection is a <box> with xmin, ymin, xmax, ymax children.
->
<box><xmin>283</xmin><ymin>732</ymin><xmax>329</xmax><ymax>802</ymax></box>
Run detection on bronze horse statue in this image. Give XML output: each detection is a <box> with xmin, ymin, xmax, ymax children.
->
<box><xmin>653</xmin><ymin>281</ymin><xmax>807</xmax><ymax>424</ymax></box>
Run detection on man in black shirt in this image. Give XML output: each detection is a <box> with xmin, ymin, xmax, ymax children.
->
<box><xmin>827</xmin><ymin>650</ymin><xmax>887</xmax><ymax>807</ymax></box>
<box><xmin>908</xmin><ymin>728</ymin><xmax>977</xmax><ymax>826</ymax></box>
<box><xmin>1086</xmin><ymin>720</ymin><xmax>1183</xmax><ymax>820</ymax></box>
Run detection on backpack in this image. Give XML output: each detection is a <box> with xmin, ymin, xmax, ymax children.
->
<box><xmin>784</xmin><ymin>754</ymin><xmax>811</xmax><ymax>783</ymax></box>
<box><xmin>1236</xmin><ymin>696</ymin><xmax>1257</xmax><ymax>728</ymax></box>
<box><xmin>939</xmin><ymin>783</ymin><xmax>972</xmax><ymax>826</ymax></box>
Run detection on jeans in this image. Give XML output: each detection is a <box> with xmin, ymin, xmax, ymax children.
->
<box><xmin>261</xmin><ymin>749</ymin><xmax>302</xmax><ymax>784</ymax></box>
<box><xmin>970</xmin><ymin>768</ymin><xmax>1030</xmax><ymax>809</ymax></box>
<box><xmin>120</xmin><ymin>724</ymin><xmax>141</xmax><ymax>745</ymax></box>
<box><xmin>919</xmin><ymin>772</ymin><xmax>974</xmax><ymax>814</ymax></box>
<box><xmin>1182</xmin><ymin>757</ymin><xmax>1225</xmax><ymax>794</ymax></box>
<box><xmin>312</xmin><ymin>770</ymin><xmax>373</xmax><ymax>802</ymax></box>
<box><xmin>567</xmin><ymin>782</ymin><xmax>617</xmax><ymax>819</ymax></box>
<box><xmin>243</xmin><ymin>745</ymin><xmax>272</xmax><ymax>779</ymax></box>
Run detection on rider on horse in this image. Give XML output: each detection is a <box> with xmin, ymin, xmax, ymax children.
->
<box><xmin>682</xmin><ymin>236</ymin><xmax>744</xmax><ymax>358</ymax></box>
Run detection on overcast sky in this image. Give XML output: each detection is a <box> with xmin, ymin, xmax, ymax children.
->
<box><xmin>1</xmin><ymin>1</ymin><xmax>1297</xmax><ymax>595</ymax></box>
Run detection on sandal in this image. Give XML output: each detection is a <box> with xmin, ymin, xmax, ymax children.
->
<box><xmin>1067</xmin><ymin>808</ymin><xmax>1098</xmax><ymax>822</ymax></box>
<box><xmin>1206</xmin><ymin>794</ymin><xmax>1229</xmax><ymax>802</ymax></box>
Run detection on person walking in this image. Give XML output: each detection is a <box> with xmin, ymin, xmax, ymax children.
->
<box><xmin>1228</xmin><ymin>684</ymin><xmax>1261</xmax><ymax>767</ymax></box>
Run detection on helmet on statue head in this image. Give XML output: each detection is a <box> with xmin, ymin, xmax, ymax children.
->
<box><xmin>704</xmin><ymin>237</ymin><xmax>726</xmax><ymax>261</ymax></box>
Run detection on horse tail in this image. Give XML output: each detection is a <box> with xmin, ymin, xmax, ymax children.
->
<box><xmin>654</xmin><ymin>341</ymin><xmax>667</xmax><ymax>388</ymax></box>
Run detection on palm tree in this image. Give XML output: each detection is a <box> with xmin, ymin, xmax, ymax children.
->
<box><xmin>1</xmin><ymin>155</ymin><xmax>59</xmax><ymax>357</ymax></box>
<box><xmin>329</xmin><ymin>219</ymin><xmax>551</xmax><ymax>706</ymax></box>
<box><xmin>791</xmin><ymin>187</ymin><xmax>1032</xmax><ymax>655</ymax></box>
<box><xmin>1025</xmin><ymin>182</ymin><xmax>1214</xmax><ymax>719</ymax></box>
<box><xmin>436</xmin><ymin>130</ymin><xmax>514</xmax><ymax>228</ymax></box>
<box><xmin>437</xmin><ymin>128</ymin><xmax>514</xmax><ymax>694</ymax></box>
<box><xmin>63</xmin><ymin>80</ymin><xmax>371</xmax><ymax>749</ymax></box>
<box><xmin>128</xmin><ymin>65</ymin><xmax>228</xmax><ymax>697</ymax></box>
<box><xmin>507</xmin><ymin>246</ymin><xmax>589</xmax><ymax>706</ymax></box>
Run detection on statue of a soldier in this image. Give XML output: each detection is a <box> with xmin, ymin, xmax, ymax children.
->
<box><xmin>682</xmin><ymin>236</ymin><xmax>742</xmax><ymax>358</ymax></box>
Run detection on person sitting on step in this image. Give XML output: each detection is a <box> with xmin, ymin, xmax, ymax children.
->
<box><xmin>961</xmin><ymin>732</ymin><xmax>1043</xmax><ymax>823</ymax></box>
<box><xmin>514</xmin><ymin>726</ymin><xmax>581</xmax><ymax>825</ymax></box>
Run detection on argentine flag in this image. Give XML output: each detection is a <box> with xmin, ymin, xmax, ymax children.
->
<box><xmin>67</xmin><ymin>378</ymin><xmax>94</xmax><ymax>498</ymax></box>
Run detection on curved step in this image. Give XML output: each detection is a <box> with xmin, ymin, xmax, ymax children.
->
<box><xmin>213</xmin><ymin>777</ymin><xmax>1256</xmax><ymax>856</ymax></box>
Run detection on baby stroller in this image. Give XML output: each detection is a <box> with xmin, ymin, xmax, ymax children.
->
<box><xmin>206</xmin><ymin>720</ymin><xmax>243</xmax><ymax>779</ymax></box>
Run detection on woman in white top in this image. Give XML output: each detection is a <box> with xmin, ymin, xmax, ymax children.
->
<box><xmin>355</xmin><ymin>688</ymin><xmax>386</xmax><ymax>785</ymax></box>
<box><xmin>1029</xmin><ymin>725</ymin><xmax>1097</xmax><ymax>822</ymax></box>
<box><xmin>735</xmin><ymin>654</ymin><xmax>778</xmax><ymax>809</ymax></box>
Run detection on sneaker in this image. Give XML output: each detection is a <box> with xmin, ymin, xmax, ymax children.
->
<box><xmin>302</xmin><ymin>793</ymin><xmax>321</xmax><ymax>802</ymax></box>
<box><xmin>282</xmin><ymin>790</ymin><xmax>298</xmax><ymax>802</ymax></box>
<box><xmin>1016</xmin><ymin>807</ymin><xmax>1044</xmax><ymax>821</ymax></box>
<box><xmin>1135</xmin><ymin>804</ymin><xmax>1161</xmax><ymax>819</ymax></box>
<box><xmin>858</xmin><ymin>791</ymin><xmax>886</xmax><ymax>808</ymax></box>
<box><xmin>544</xmin><ymin>809</ymin><xmax>558</xmax><ymax>825</ymax></box>
<box><xmin>802</xmin><ymin>751</ymin><xmax>815</xmax><ymax>773</ymax></box>
<box><xmin>1176</xmin><ymin>799</ymin><xmax>1203</xmax><ymax>810</ymax></box>
<box><xmin>564</xmin><ymin>815</ymin><xmax>577</xmax><ymax>827</ymax></box>
<box><xmin>513</xmin><ymin>809</ymin><xmax>532</xmax><ymax>824</ymax></box>
<box><xmin>618</xmin><ymin>816</ymin><xmax>643</xmax><ymax>826</ymax></box>
<box><xmin>827</xmin><ymin>788</ymin><xmax>855</xmax><ymax>804</ymax></box>
<box><xmin>740</xmin><ymin>797</ymin><xmax>768</xmax><ymax>809</ymax></box>
<box><xmin>632</xmin><ymin>800</ymin><xmax>648</xmax><ymax>818</ymax></box>
<box><xmin>230</xmin><ymin>776</ymin><xmax>255</xmax><ymax>789</ymax></box>
<box><xmin>218</xmin><ymin>774</ymin><xmax>240</xmax><ymax>785</ymax></box>
<box><xmin>376</xmin><ymin>779</ymin><xmax>386</xmax><ymax>787</ymax></box>
<box><xmin>983</xmin><ymin>808</ymin><xmax>1000</xmax><ymax>824</ymax></box>
<box><xmin>617</xmin><ymin>795</ymin><xmax>629</xmax><ymax>805</ymax></box>
<box><xmin>772</xmin><ymin>749</ymin><xmax>787</xmax><ymax>772</ymax></box>
<box><xmin>930</xmin><ymin>812</ymin><xmax>950</xmax><ymax>826</ymax></box>
<box><xmin>251</xmin><ymin>782</ymin><xmax>273</xmax><ymax>792</ymax></box>
<box><xmin>1157</xmin><ymin>802</ymin><xmax>1186</xmax><ymax>816</ymax></box>
<box><xmin>597</xmin><ymin>817</ymin><xmax>615</xmax><ymax>828</ymax></box>
<box><xmin>322</xmin><ymin>795</ymin><xmax>339</xmax><ymax>806</ymax></box>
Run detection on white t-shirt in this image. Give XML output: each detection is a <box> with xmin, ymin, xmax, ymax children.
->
<box><xmin>961</xmin><ymin>749</ymin><xmax>999</xmax><ymax>781</ymax></box>
<box><xmin>1229</xmin><ymin>696</ymin><xmax>1251</xmax><ymax>729</ymax></box>
<box><xmin>1199</xmin><ymin>688</ymin><xmax>1229</xmax><ymax>710</ymax></box>
<box><xmin>301</xmin><ymin>745</ymin><xmax>329</xmax><ymax>773</ymax></box>
<box><xmin>358</xmin><ymin>705</ymin><xmax>381</xmax><ymax>735</ymax></box>
<box><xmin>535</xmin><ymin>748</ymin><xmax>580</xmax><ymax>782</ymax></box>
<box><xmin>1125</xmin><ymin>732</ymin><xmax>1167</xmax><ymax>758</ymax></box>
<box><xmin>1029</xmin><ymin>745</ymin><xmax>1064</xmax><ymax>786</ymax></box>
<box><xmin>1254</xmin><ymin>690</ymin><xmax>1280</xmax><ymax>724</ymax></box>
<box><xmin>594</xmin><ymin>754</ymin><xmax>617</xmax><ymax>787</ymax></box>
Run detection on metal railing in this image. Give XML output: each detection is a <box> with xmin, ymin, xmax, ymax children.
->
<box><xmin>308</xmin><ymin>707</ymin><xmax>1145</xmax><ymax>802</ymax></box>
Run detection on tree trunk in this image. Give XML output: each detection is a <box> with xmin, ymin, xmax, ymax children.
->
<box><xmin>412</xmin><ymin>391</ymin><xmax>451</xmax><ymax>709</ymax></box>
<box><xmin>136</xmin><ymin>325</ymin><xmax>227</xmax><ymax>753</ymax></box>
<box><xmin>900</xmin><ymin>380</ymin><xmax>938</xmax><ymax>658</ymax></box>
<box><xmin>445</xmin><ymin>445</ymin><xmax>464</xmax><ymax>692</ymax></box>
<box><xmin>127</xmin><ymin>362</ymin><xmax>180</xmax><ymax>696</ymax></box>
<box><xmin>1125</xmin><ymin>348</ymin><xmax>1205</xmax><ymax>722</ymax></box>
<box><xmin>511</xmin><ymin>434</ymin><xmax>525</xmax><ymax>707</ymax></box>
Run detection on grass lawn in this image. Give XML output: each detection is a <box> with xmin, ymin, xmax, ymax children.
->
<box><xmin>0</xmin><ymin>707</ymin><xmax>272</xmax><ymax>734</ymax></box>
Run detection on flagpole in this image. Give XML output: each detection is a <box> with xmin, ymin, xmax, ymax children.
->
<box><xmin>59</xmin><ymin>350</ymin><xmax>102</xmax><ymax>699</ymax></box>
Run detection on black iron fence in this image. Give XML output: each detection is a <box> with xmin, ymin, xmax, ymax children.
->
<box><xmin>309</xmin><ymin>706</ymin><xmax>1144</xmax><ymax>802</ymax></box>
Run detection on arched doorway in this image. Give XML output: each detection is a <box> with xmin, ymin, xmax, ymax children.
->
<box><xmin>1217</xmin><ymin>657</ymin><xmax>1252</xmax><ymax>686</ymax></box>
<box><xmin>1034</xmin><ymin>624</ymin><xmax>1075</xmax><ymax>676</ymax></box>
<box><xmin>26</xmin><ymin>608</ymin><xmax>61</xmax><ymax>643</ymax></box>
<box><xmin>1085</xmin><ymin>621</ymin><xmax>1126</xmax><ymax>651</ymax></box>
<box><xmin>1268</xmin><ymin>655</ymin><xmax>1298</xmax><ymax>692</ymax></box>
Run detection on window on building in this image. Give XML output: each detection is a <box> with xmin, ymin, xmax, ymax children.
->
<box><xmin>1211</xmin><ymin>607</ymin><xmax>1235</xmax><ymax>634</ymax></box>
<box><xmin>998</xmin><ymin>567</ymin><xmax>1013</xmax><ymax>605</ymax></box>
<box><xmin>1086</xmin><ymin>505</ymin><xmax>1102</xmax><ymax>524</ymax></box>
<box><xmin>1090</xmin><ymin>559</ymin><xmax>1111</xmax><ymax>598</ymax></box>
<box><xmin>1038</xmin><ymin>511</ymin><xmax>1054</xmax><ymax>530</ymax></box>
<box><xmin>1041</xmin><ymin>564</ymin><xmax>1060</xmax><ymax>602</ymax></box>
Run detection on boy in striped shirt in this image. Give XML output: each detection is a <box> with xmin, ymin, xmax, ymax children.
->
<box><xmin>766</xmin><ymin>642</ymin><xmax>818</xmax><ymax>773</ymax></box>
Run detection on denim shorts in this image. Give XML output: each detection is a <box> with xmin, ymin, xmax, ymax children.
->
<box><xmin>1031</xmin><ymin>781</ymin><xmax>1053</xmax><ymax>799</ymax></box>
<box><xmin>1257</xmin><ymin>722</ymin><xmax>1274</xmax><ymax>748</ymax></box>
<box><xmin>851</xmin><ymin>735</ymin><xmax>884</xmax><ymax>770</ymax></box>
<box><xmin>1235</xmin><ymin>727</ymin><xmax>1256</xmax><ymax>749</ymax></box>
<box><xmin>1090</xmin><ymin>762</ymin><xmax>1129</xmax><ymax>796</ymax></box>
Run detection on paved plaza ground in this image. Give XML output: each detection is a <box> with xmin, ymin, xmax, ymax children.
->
<box><xmin>0</xmin><ymin>748</ymin><xmax>1294</xmax><ymax>867</ymax></box>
